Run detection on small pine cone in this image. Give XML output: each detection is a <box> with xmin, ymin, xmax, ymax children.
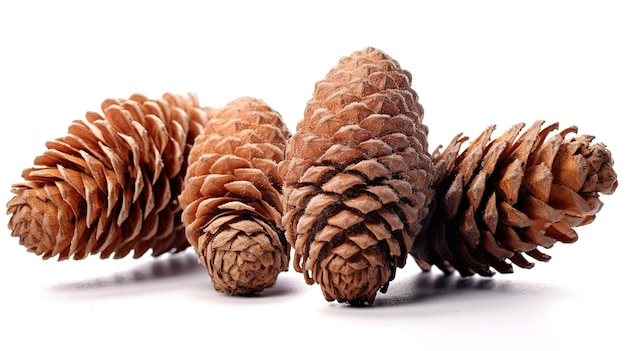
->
<box><xmin>6</xmin><ymin>93</ymin><xmax>209</xmax><ymax>260</ymax></box>
<box><xmin>179</xmin><ymin>97</ymin><xmax>291</xmax><ymax>295</ymax></box>
<box><xmin>411</xmin><ymin>120</ymin><xmax>618</xmax><ymax>277</ymax></box>
<box><xmin>280</xmin><ymin>47</ymin><xmax>435</xmax><ymax>305</ymax></box>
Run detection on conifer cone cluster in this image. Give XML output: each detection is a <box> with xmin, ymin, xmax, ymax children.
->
<box><xmin>4</xmin><ymin>47</ymin><xmax>620</xmax><ymax>307</ymax></box>
<box><xmin>280</xmin><ymin>47</ymin><xmax>435</xmax><ymax>305</ymax></box>
<box><xmin>6</xmin><ymin>93</ymin><xmax>209</xmax><ymax>260</ymax></box>
<box><xmin>179</xmin><ymin>97</ymin><xmax>291</xmax><ymax>295</ymax></box>
<box><xmin>411</xmin><ymin>121</ymin><xmax>618</xmax><ymax>277</ymax></box>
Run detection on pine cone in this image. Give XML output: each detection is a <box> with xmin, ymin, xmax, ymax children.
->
<box><xmin>411</xmin><ymin>121</ymin><xmax>618</xmax><ymax>277</ymax></box>
<box><xmin>6</xmin><ymin>93</ymin><xmax>209</xmax><ymax>260</ymax></box>
<box><xmin>280</xmin><ymin>47</ymin><xmax>435</xmax><ymax>305</ymax></box>
<box><xmin>179</xmin><ymin>97</ymin><xmax>291</xmax><ymax>295</ymax></box>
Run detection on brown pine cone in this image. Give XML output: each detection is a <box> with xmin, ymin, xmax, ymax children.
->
<box><xmin>280</xmin><ymin>47</ymin><xmax>435</xmax><ymax>305</ymax></box>
<box><xmin>179</xmin><ymin>97</ymin><xmax>291</xmax><ymax>295</ymax></box>
<box><xmin>411</xmin><ymin>121</ymin><xmax>618</xmax><ymax>277</ymax></box>
<box><xmin>6</xmin><ymin>93</ymin><xmax>209</xmax><ymax>260</ymax></box>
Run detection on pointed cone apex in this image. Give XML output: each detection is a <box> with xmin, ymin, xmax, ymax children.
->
<box><xmin>280</xmin><ymin>47</ymin><xmax>435</xmax><ymax>305</ymax></box>
<box><xmin>6</xmin><ymin>93</ymin><xmax>210</xmax><ymax>260</ymax></box>
<box><xmin>179</xmin><ymin>97</ymin><xmax>291</xmax><ymax>295</ymax></box>
<box><xmin>411</xmin><ymin>121</ymin><xmax>618</xmax><ymax>277</ymax></box>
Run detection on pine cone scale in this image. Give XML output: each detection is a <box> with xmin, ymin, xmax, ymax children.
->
<box><xmin>7</xmin><ymin>93</ymin><xmax>209</xmax><ymax>260</ymax></box>
<box><xmin>281</xmin><ymin>47</ymin><xmax>435</xmax><ymax>305</ymax></box>
<box><xmin>481</xmin><ymin>230</ymin><xmax>514</xmax><ymax>259</ymax></box>
<box><xmin>412</xmin><ymin>120</ymin><xmax>618</xmax><ymax>277</ymax></box>
<box><xmin>178</xmin><ymin>97</ymin><xmax>291</xmax><ymax>295</ymax></box>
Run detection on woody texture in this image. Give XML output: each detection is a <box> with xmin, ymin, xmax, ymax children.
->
<box><xmin>280</xmin><ymin>47</ymin><xmax>435</xmax><ymax>305</ymax></box>
<box><xmin>411</xmin><ymin>121</ymin><xmax>618</xmax><ymax>276</ymax></box>
<box><xmin>179</xmin><ymin>97</ymin><xmax>291</xmax><ymax>295</ymax></box>
<box><xmin>6</xmin><ymin>93</ymin><xmax>209</xmax><ymax>260</ymax></box>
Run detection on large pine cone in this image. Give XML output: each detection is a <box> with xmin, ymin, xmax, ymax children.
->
<box><xmin>412</xmin><ymin>121</ymin><xmax>618</xmax><ymax>277</ymax></box>
<box><xmin>179</xmin><ymin>97</ymin><xmax>291</xmax><ymax>295</ymax></box>
<box><xmin>280</xmin><ymin>47</ymin><xmax>435</xmax><ymax>305</ymax></box>
<box><xmin>6</xmin><ymin>93</ymin><xmax>209</xmax><ymax>260</ymax></box>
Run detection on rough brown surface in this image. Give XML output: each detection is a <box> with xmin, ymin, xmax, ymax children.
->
<box><xmin>7</xmin><ymin>93</ymin><xmax>209</xmax><ymax>260</ymax></box>
<box><xmin>412</xmin><ymin>121</ymin><xmax>618</xmax><ymax>276</ymax></box>
<box><xmin>179</xmin><ymin>97</ymin><xmax>291</xmax><ymax>295</ymax></box>
<box><xmin>280</xmin><ymin>47</ymin><xmax>435</xmax><ymax>305</ymax></box>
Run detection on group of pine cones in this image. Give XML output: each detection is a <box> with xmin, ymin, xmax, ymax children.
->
<box><xmin>6</xmin><ymin>47</ymin><xmax>618</xmax><ymax>306</ymax></box>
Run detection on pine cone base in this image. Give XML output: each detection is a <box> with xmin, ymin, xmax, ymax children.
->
<box><xmin>202</xmin><ymin>214</ymin><xmax>287</xmax><ymax>294</ymax></box>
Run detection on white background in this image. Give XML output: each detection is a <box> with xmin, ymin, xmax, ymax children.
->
<box><xmin>1</xmin><ymin>1</ymin><xmax>624</xmax><ymax>350</ymax></box>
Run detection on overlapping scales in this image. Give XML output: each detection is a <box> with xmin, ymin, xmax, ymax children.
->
<box><xmin>281</xmin><ymin>47</ymin><xmax>435</xmax><ymax>305</ymax></box>
<box><xmin>7</xmin><ymin>93</ymin><xmax>209</xmax><ymax>259</ymax></box>
<box><xmin>179</xmin><ymin>97</ymin><xmax>291</xmax><ymax>294</ymax></box>
<box><xmin>412</xmin><ymin>121</ymin><xmax>618</xmax><ymax>276</ymax></box>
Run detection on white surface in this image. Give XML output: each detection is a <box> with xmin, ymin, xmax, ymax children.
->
<box><xmin>1</xmin><ymin>1</ymin><xmax>624</xmax><ymax>350</ymax></box>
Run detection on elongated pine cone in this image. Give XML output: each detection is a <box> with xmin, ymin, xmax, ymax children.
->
<box><xmin>411</xmin><ymin>120</ymin><xmax>618</xmax><ymax>277</ymax></box>
<box><xmin>7</xmin><ymin>93</ymin><xmax>209</xmax><ymax>260</ymax></box>
<box><xmin>280</xmin><ymin>47</ymin><xmax>435</xmax><ymax>305</ymax></box>
<box><xmin>179</xmin><ymin>97</ymin><xmax>291</xmax><ymax>295</ymax></box>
